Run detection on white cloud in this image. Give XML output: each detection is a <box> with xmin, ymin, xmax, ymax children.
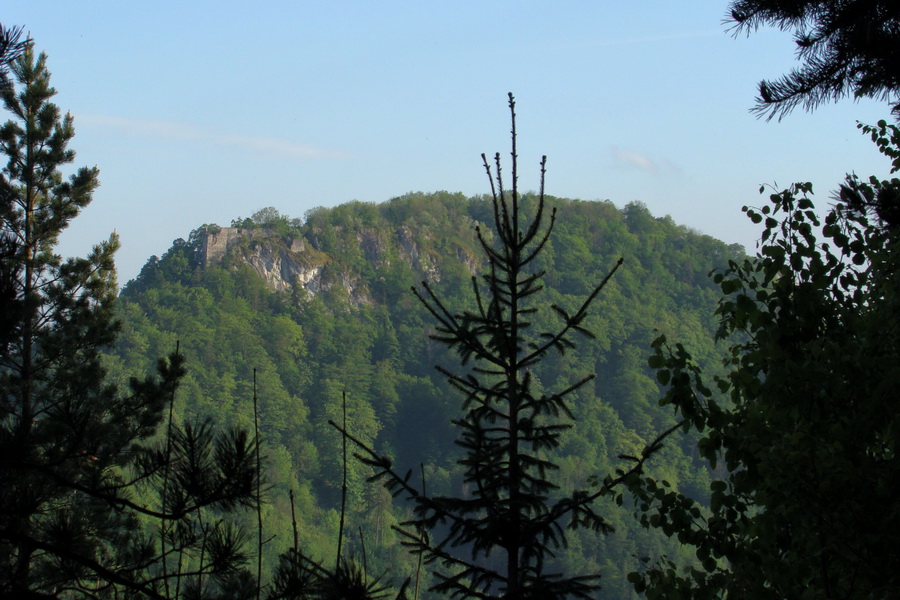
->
<box><xmin>218</xmin><ymin>133</ymin><xmax>341</xmax><ymax>160</ymax></box>
<box><xmin>78</xmin><ymin>114</ymin><xmax>348</xmax><ymax>161</ymax></box>
<box><xmin>612</xmin><ymin>148</ymin><xmax>659</xmax><ymax>172</ymax></box>
<box><xmin>611</xmin><ymin>147</ymin><xmax>682</xmax><ymax>175</ymax></box>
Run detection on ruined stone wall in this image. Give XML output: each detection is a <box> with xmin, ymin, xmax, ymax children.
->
<box><xmin>203</xmin><ymin>227</ymin><xmax>244</xmax><ymax>266</ymax></box>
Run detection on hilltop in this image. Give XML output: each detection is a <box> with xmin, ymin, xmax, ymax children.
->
<box><xmin>111</xmin><ymin>191</ymin><xmax>741</xmax><ymax>599</ymax></box>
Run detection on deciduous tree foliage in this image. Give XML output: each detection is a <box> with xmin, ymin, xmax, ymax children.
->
<box><xmin>629</xmin><ymin>121</ymin><xmax>900</xmax><ymax>598</ymax></box>
<box><xmin>728</xmin><ymin>0</ymin><xmax>900</xmax><ymax>119</ymax></box>
<box><xmin>0</xmin><ymin>44</ymin><xmax>259</xmax><ymax>599</ymax></box>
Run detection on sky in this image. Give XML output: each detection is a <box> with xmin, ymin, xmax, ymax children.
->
<box><xmin>4</xmin><ymin>1</ymin><xmax>895</xmax><ymax>285</ymax></box>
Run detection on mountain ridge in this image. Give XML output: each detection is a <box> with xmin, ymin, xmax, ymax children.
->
<box><xmin>132</xmin><ymin>192</ymin><xmax>742</xmax><ymax>304</ymax></box>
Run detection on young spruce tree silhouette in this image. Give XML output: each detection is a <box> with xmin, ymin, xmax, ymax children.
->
<box><xmin>338</xmin><ymin>94</ymin><xmax>646</xmax><ymax>600</ymax></box>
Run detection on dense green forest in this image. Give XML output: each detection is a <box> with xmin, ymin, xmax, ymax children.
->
<box><xmin>109</xmin><ymin>192</ymin><xmax>741</xmax><ymax>598</ymax></box>
<box><xmin>7</xmin><ymin>1</ymin><xmax>900</xmax><ymax>595</ymax></box>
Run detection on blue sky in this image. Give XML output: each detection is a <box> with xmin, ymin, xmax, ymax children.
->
<box><xmin>5</xmin><ymin>1</ymin><xmax>894</xmax><ymax>284</ymax></box>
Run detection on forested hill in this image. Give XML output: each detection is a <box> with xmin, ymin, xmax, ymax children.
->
<box><xmin>109</xmin><ymin>191</ymin><xmax>742</xmax><ymax>599</ymax></box>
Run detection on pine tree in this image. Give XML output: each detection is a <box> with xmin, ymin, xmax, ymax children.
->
<box><xmin>727</xmin><ymin>0</ymin><xmax>900</xmax><ymax>119</ymax></box>
<box><xmin>0</xmin><ymin>23</ymin><xmax>28</xmax><ymax>91</ymax></box>
<box><xmin>0</xmin><ymin>43</ymin><xmax>259</xmax><ymax>599</ymax></box>
<box><xmin>337</xmin><ymin>94</ymin><xmax>675</xmax><ymax>599</ymax></box>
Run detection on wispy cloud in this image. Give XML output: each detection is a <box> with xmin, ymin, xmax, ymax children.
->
<box><xmin>611</xmin><ymin>147</ymin><xmax>682</xmax><ymax>175</ymax></box>
<box><xmin>614</xmin><ymin>149</ymin><xmax>659</xmax><ymax>172</ymax></box>
<box><xmin>78</xmin><ymin>114</ymin><xmax>348</xmax><ymax>160</ymax></box>
<box><xmin>591</xmin><ymin>29</ymin><xmax>721</xmax><ymax>47</ymax></box>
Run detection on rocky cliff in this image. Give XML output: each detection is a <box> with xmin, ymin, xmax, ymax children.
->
<box><xmin>198</xmin><ymin>221</ymin><xmax>481</xmax><ymax>304</ymax></box>
<box><xmin>201</xmin><ymin>227</ymin><xmax>327</xmax><ymax>294</ymax></box>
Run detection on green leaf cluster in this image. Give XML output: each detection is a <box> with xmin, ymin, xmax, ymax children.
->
<box><xmin>631</xmin><ymin>124</ymin><xmax>900</xmax><ymax>599</ymax></box>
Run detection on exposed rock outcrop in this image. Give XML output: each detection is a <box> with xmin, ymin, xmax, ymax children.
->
<box><xmin>199</xmin><ymin>222</ymin><xmax>481</xmax><ymax>305</ymax></box>
<box><xmin>202</xmin><ymin>227</ymin><xmax>328</xmax><ymax>295</ymax></box>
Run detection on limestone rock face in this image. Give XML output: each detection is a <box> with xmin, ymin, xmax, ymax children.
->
<box><xmin>392</xmin><ymin>226</ymin><xmax>429</xmax><ymax>282</ymax></box>
<box><xmin>199</xmin><ymin>222</ymin><xmax>480</xmax><ymax>305</ymax></box>
<box><xmin>243</xmin><ymin>240</ymin><xmax>323</xmax><ymax>294</ymax></box>
<box><xmin>202</xmin><ymin>227</ymin><xmax>327</xmax><ymax>296</ymax></box>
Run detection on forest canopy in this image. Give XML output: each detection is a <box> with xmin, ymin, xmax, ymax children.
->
<box><xmin>111</xmin><ymin>190</ymin><xmax>741</xmax><ymax>598</ymax></box>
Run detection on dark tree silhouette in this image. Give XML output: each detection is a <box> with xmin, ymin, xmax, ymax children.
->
<box><xmin>629</xmin><ymin>123</ymin><xmax>900</xmax><ymax>599</ymax></box>
<box><xmin>0</xmin><ymin>43</ymin><xmax>259</xmax><ymax>600</ymax></box>
<box><xmin>0</xmin><ymin>23</ymin><xmax>28</xmax><ymax>90</ymax></box>
<box><xmin>728</xmin><ymin>0</ymin><xmax>900</xmax><ymax>119</ymax></box>
<box><xmin>333</xmin><ymin>94</ymin><xmax>678</xmax><ymax>600</ymax></box>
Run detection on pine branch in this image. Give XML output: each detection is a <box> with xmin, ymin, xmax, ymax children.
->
<box><xmin>2</xmin><ymin>530</ymin><xmax>168</xmax><ymax>600</ymax></box>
